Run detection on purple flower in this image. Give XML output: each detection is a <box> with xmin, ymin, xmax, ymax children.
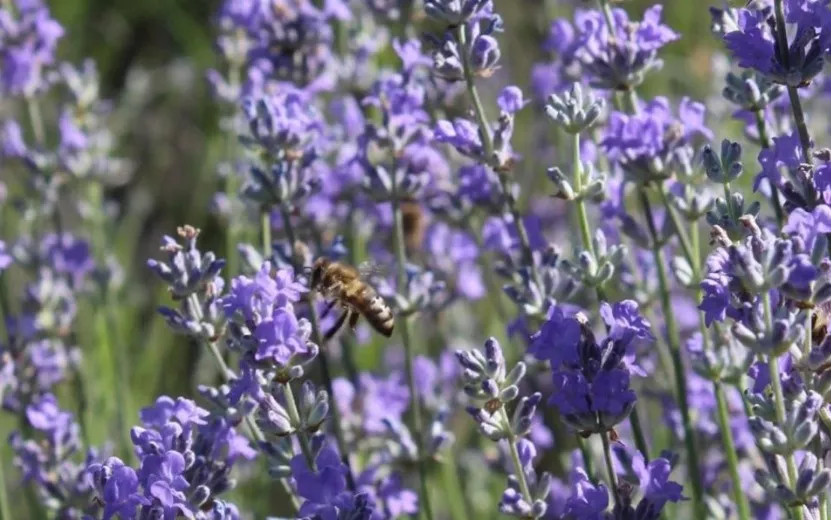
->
<box><xmin>549</xmin><ymin>371</ymin><xmax>592</xmax><ymax>416</ymax></box>
<box><xmin>334</xmin><ymin>372</ymin><xmax>410</xmax><ymax>434</ymax></box>
<box><xmin>756</xmin><ymin>130</ymin><xmax>802</xmax><ymax>191</ymax></box>
<box><xmin>600</xmin><ymin>300</ymin><xmax>654</xmax><ymax>345</ymax></box>
<box><xmin>748</xmin><ymin>355</ymin><xmax>804</xmax><ymax>395</ymax></box>
<box><xmin>292</xmin><ymin>446</ymin><xmax>374</xmax><ymax>518</ymax></box>
<box><xmin>699</xmin><ymin>273</ymin><xmax>733</xmax><ymax>326</ymax></box>
<box><xmin>40</xmin><ymin>233</ymin><xmax>96</xmax><ymax>288</ymax></box>
<box><xmin>588</xmin><ymin>369</ymin><xmax>637</xmax><ymax>415</ymax></box>
<box><xmin>556</xmin><ymin>5</ymin><xmax>679</xmax><ymax>90</ymax></box>
<box><xmin>0</xmin><ymin>0</ymin><xmax>64</xmax><ymax>95</ymax></box>
<box><xmin>139</xmin><ymin>396</ymin><xmax>210</xmax><ymax>430</ymax></box>
<box><xmin>10</xmin><ymin>394</ymin><xmax>97</xmax><ymax>517</ymax></box>
<box><xmin>242</xmin><ymin>87</ymin><xmax>326</xmax><ymax>157</ymax></box>
<box><xmin>528</xmin><ymin>305</ymin><xmax>581</xmax><ymax>367</ymax></box>
<box><xmin>434</xmin><ymin>117</ymin><xmax>484</xmax><ymax>160</ymax></box>
<box><xmin>27</xmin><ymin>339</ymin><xmax>75</xmax><ymax>391</ymax></box>
<box><xmin>536</xmin><ymin>304</ymin><xmax>640</xmax><ymax>432</ymax></box>
<box><xmin>222</xmin><ymin>263</ymin><xmax>306</xmax><ymax>322</ymax></box>
<box><xmin>240</xmin><ymin>1</ymin><xmax>337</xmax><ymax>92</ymax></box>
<box><xmin>601</xmin><ymin>97</ymin><xmax>712</xmax><ymax>178</ymax></box>
<box><xmin>813</xmin><ymin>161</ymin><xmax>831</xmax><ymax>204</ymax></box>
<box><xmin>723</xmin><ymin>1</ymin><xmax>831</xmax><ymax>84</ymax></box>
<box><xmin>631</xmin><ymin>450</ymin><xmax>686</xmax><ymax>510</ymax></box>
<box><xmin>26</xmin><ymin>393</ymin><xmax>80</xmax><ymax>450</ymax></box>
<box><xmin>98</xmin><ymin>394</ymin><xmax>248</xmax><ymax>518</ymax></box>
<box><xmin>58</xmin><ymin>109</ymin><xmax>88</xmax><ymax>151</ymax></box>
<box><xmin>497</xmin><ymin>85</ymin><xmax>526</xmax><ymax>113</ymax></box>
<box><xmin>424</xmin><ymin>221</ymin><xmax>484</xmax><ymax>300</ymax></box>
<box><xmin>481</xmin><ymin>214</ymin><xmax>545</xmax><ymax>254</ymax></box>
<box><xmin>87</xmin><ymin>457</ymin><xmax>146</xmax><ymax>520</ymax></box>
<box><xmin>723</xmin><ymin>9</ymin><xmax>775</xmax><ymax>75</ymax></box>
<box><xmin>783</xmin><ymin>205</ymin><xmax>831</xmax><ymax>251</ymax></box>
<box><xmin>563</xmin><ymin>467</ymin><xmax>609</xmax><ymax>519</ymax></box>
<box><xmin>356</xmin><ymin>467</ymin><xmax>419</xmax><ymax>519</ymax></box>
<box><xmin>254</xmin><ymin>306</ymin><xmax>313</xmax><ymax>365</ymax></box>
<box><xmin>0</xmin><ymin>119</ymin><xmax>26</xmax><ymax>158</ymax></box>
<box><xmin>394</xmin><ymin>38</ymin><xmax>432</xmax><ymax>74</ymax></box>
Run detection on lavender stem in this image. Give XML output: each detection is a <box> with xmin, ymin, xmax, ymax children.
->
<box><xmin>762</xmin><ymin>292</ymin><xmax>803</xmax><ymax>520</ymax></box>
<box><xmin>601</xmin><ymin>430</ymin><xmax>621</xmax><ymax>508</ymax></box>
<box><xmin>638</xmin><ymin>189</ymin><xmax>705</xmax><ymax>515</ymax></box>
<box><xmin>282</xmin><ymin>380</ymin><xmax>317</xmax><ymax>469</ymax></box>
<box><xmin>772</xmin><ymin>0</ymin><xmax>812</xmax><ymax>163</ymax></box>
<box><xmin>391</xmin><ymin>185</ymin><xmax>435</xmax><ymax>520</ymax></box>
<box><xmin>500</xmin><ymin>408</ymin><xmax>533</xmax><ymax>505</ymax></box>
<box><xmin>277</xmin><ymin>206</ymin><xmax>357</xmax><ymax>491</ymax></box>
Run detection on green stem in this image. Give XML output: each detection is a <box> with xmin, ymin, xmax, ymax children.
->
<box><xmin>458</xmin><ymin>14</ymin><xmax>598</xmax><ymax>484</ymax></box>
<box><xmin>501</xmin><ymin>408</ymin><xmax>533</xmax><ymax>505</ymax></box>
<box><xmin>638</xmin><ymin>190</ymin><xmax>705</xmax><ymax>515</ymax></box>
<box><xmin>278</xmin><ymin>207</ymin><xmax>356</xmax><ymax>491</ymax></box>
<box><xmin>771</xmin><ymin>0</ymin><xmax>812</xmax><ymax>163</ymax></box>
<box><xmin>655</xmin><ymin>186</ymin><xmax>695</xmax><ymax>270</ymax></box>
<box><xmin>618</xmin><ymin>68</ymin><xmax>706</xmax><ymax>512</ymax></box>
<box><xmin>787</xmin><ymin>85</ymin><xmax>813</xmax><ymax>164</ymax></box>
<box><xmin>25</xmin><ymin>97</ymin><xmax>45</xmax><ymax>146</ymax></box>
<box><xmin>441</xmin><ymin>456</ymin><xmax>472</xmax><ymax>520</ymax></box>
<box><xmin>571</xmin><ymin>132</ymin><xmax>651</xmax><ymax>459</ymax></box>
<box><xmin>0</xmin><ymin>409</ymin><xmax>12</xmax><ymax>520</ymax></box>
<box><xmin>577</xmin><ymin>437</ymin><xmax>596</xmax><ymax>482</ymax></box>
<box><xmin>723</xmin><ymin>182</ymin><xmax>736</xmax><ymax>224</ymax></box>
<box><xmin>627</xmin><ymin>407</ymin><xmax>651</xmax><ymax>462</ymax></box>
<box><xmin>762</xmin><ymin>293</ymin><xmax>803</xmax><ymax>520</ymax></box>
<box><xmin>601</xmin><ymin>431</ymin><xmax>621</xmax><ymax>507</ymax></box>
<box><xmin>713</xmin><ymin>382</ymin><xmax>751</xmax><ymax>520</ymax></box>
<box><xmin>391</xmin><ymin>192</ymin><xmax>435</xmax><ymax>520</ymax></box>
<box><xmin>596</xmin><ymin>0</ymin><xmax>618</xmax><ymax>45</ymax></box>
<box><xmin>283</xmin><ymin>381</ymin><xmax>316</xmax><ymax>469</ymax></box>
<box><xmin>87</xmin><ymin>183</ymin><xmax>134</xmax><ymax>463</ymax></box>
<box><xmin>71</xmin><ymin>358</ymin><xmax>91</xmax><ymax>445</ymax></box>
<box><xmin>692</xmin><ymin>222</ymin><xmax>750</xmax><ymax>518</ymax></box>
<box><xmin>456</xmin><ymin>25</ymin><xmax>540</xmax><ymax>290</ymax></box>
<box><xmin>261</xmin><ymin>211</ymin><xmax>272</xmax><ymax>258</ymax></box>
<box><xmin>572</xmin><ymin>133</ymin><xmax>595</xmax><ymax>262</ymax></box>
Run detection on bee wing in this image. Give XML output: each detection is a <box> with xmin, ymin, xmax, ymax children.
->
<box><xmin>357</xmin><ymin>261</ymin><xmax>389</xmax><ymax>280</ymax></box>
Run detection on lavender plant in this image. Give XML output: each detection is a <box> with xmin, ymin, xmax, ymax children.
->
<box><xmin>8</xmin><ymin>0</ymin><xmax>831</xmax><ymax>518</ymax></box>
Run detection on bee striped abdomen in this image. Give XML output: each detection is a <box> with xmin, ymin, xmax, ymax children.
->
<box><xmin>362</xmin><ymin>295</ymin><xmax>394</xmax><ymax>337</ymax></box>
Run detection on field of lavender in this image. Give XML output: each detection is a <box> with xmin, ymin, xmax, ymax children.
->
<box><xmin>5</xmin><ymin>0</ymin><xmax>831</xmax><ymax>518</ymax></box>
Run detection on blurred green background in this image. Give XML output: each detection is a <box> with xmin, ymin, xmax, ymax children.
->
<box><xmin>5</xmin><ymin>0</ymin><xmax>725</xmax><ymax>517</ymax></box>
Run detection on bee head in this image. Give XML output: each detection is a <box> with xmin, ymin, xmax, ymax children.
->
<box><xmin>309</xmin><ymin>257</ymin><xmax>328</xmax><ymax>290</ymax></box>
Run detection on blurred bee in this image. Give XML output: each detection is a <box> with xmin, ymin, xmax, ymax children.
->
<box><xmin>400</xmin><ymin>198</ymin><xmax>426</xmax><ymax>254</ymax></box>
<box><xmin>309</xmin><ymin>258</ymin><xmax>395</xmax><ymax>340</ymax></box>
<box><xmin>812</xmin><ymin>301</ymin><xmax>831</xmax><ymax>347</ymax></box>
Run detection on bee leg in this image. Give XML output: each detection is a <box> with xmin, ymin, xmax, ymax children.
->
<box><xmin>320</xmin><ymin>299</ymin><xmax>338</xmax><ymax>320</ymax></box>
<box><xmin>324</xmin><ymin>310</ymin><xmax>350</xmax><ymax>340</ymax></box>
<box><xmin>349</xmin><ymin>311</ymin><xmax>360</xmax><ymax>330</ymax></box>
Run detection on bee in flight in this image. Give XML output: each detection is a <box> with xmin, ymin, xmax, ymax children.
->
<box><xmin>309</xmin><ymin>257</ymin><xmax>395</xmax><ymax>340</ymax></box>
<box><xmin>812</xmin><ymin>300</ymin><xmax>831</xmax><ymax>346</ymax></box>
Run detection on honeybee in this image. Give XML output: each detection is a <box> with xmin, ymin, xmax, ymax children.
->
<box><xmin>309</xmin><ymin>258</ymin><xmax>395</xmax><ymax>340</ymax></box>
<box><xmin>400</xmin><ymin>198</ymin><xmax>425</xmax><ymax>253</ymax></box>
<box><xmin>813</xmin><ymin>301</ymin><xmax>831</xmax><ymax>346</ymax></box>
